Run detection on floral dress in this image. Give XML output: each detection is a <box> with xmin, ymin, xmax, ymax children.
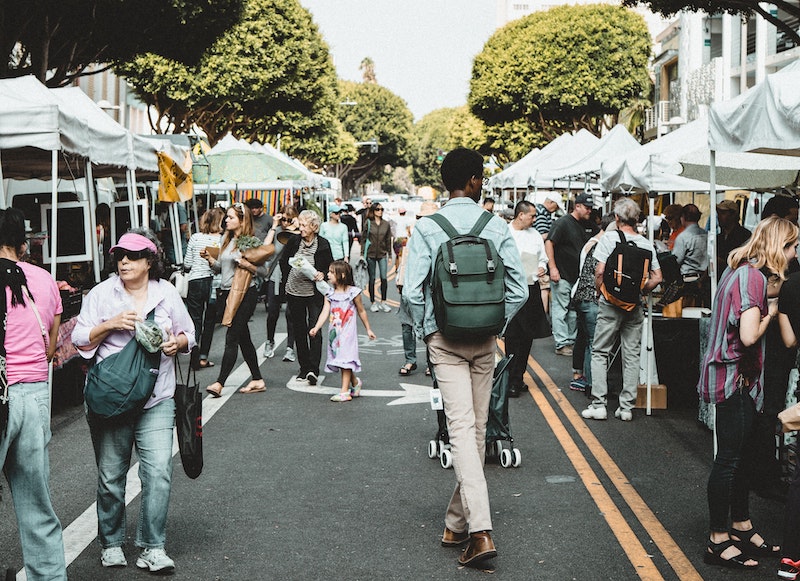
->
<box><xmin>324</xmin><ymin>286</ymin><xmax>363</xmax><ymax>373</ymax></box>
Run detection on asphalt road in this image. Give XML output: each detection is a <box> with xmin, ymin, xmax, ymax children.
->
<box><xmin>0</xmin><ymin>282</ymin><xmax>790</xmax><ymax>580</ymax></box>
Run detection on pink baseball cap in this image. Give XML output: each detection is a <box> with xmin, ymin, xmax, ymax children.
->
<box><xmin>109</xmin><ymin>232</ymin><xmax>158</xmax><ymax>254</ymax></box>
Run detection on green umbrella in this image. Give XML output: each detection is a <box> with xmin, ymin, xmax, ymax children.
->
<box><xmin>193</xmin><ymin>148</ymin><xmax>308</xmax><ymax>184</ymax></box>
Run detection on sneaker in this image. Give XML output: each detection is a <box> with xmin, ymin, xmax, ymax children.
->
<box><xmin>330</xmin><ymin>391</ymin><xmax>352</xmax><ymax>402</ymax></box>
<box><xmin>136</xmin><ymin>547</ymin><xmax>175</xmax><ymax>575</ymax></box>
<box><xmin>370</xmin><ymin>302</ymin><xmax>380</xmax><ymax>313</ymax></box>
<box><xmin>283</xmin><ymin>347</ymin><xmax>296</xmax><ymax>362</ymax></box>
<box><xmin>263</xmin><ymin>341</ymin><xmax>275</xmax><ymax>359</ymax></box>
<box><xmin>555</xmin><ymin>345</ymin><xmax>574</xmax><ymax>356</ymax></box>
<box><xmin>614</xmin><ymin>408</ymin><xmax>633</xmax><ymax>422</ymax></box>
<box><xmin>581</xmin><ymin>403</ymin><xmax>607</xmax><ymax>420</ymax></box>
<box><xmin>294</xmin><ymin>374</ymin><xmax>308</xmax><ymax>384</ymax></box>
<box><xmin>101</xmin><ymin>547</ymin><xmax>127</xmax><ymax>568</ymax></box>
<box><xmin>350</xmin><ymin>377</ymin><xmax>363</xmax><ymax>398</ymax></box>
<box><xmin>779</xmin><ymin>558</ymin><xmax>800</xmax><ymax>580</ymax></box>
<box><xmin>306</xmin><ymin>371</ymin><xmax>318</xmax><ymax>386</ymax></box>
<box><xmin>569</xmin><ymin>376</ymin><xmax>589</xmax><ymax>391</ymax></box>
<box><xmin>379</xmin><ymin>301</ymin><xmax>392</xmax><ymax>313</ymax></box>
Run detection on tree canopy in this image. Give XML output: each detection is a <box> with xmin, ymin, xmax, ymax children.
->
<box><xmin>469</xmin><ymin>4</ymin><xmax>652</xmax><ymax>144</ymax></box>
<box><xmin>332</xmin><ymin>80</ymin><xmax>414</xmax><ymax>193</ymax></box>
<box><xmin>623</xmin><ymin>0</ymin><xmax>800</xmax><ymax>48</ymax></box>
<box><xmin>1</xmin><ymin>0</ymin><xmax>244</xmax><ymax>86</ymax></box>
<box><xmin>410</xmin><ymin>106</ymin><xmax>489</xmax><ymax>188</ymax></box>
<box><xmin>117</xmin><ymin>0</ymin><xmax>345</xmax><ymax>165</ymax></box>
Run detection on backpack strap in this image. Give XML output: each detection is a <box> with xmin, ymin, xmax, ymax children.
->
<box><xmin>468</xmin><ymin>211</ymin><xmax>494</xmax><ymax>237</ymax></box>
<box><xmin>427</xmin><ymin>213</ymin><xmax>459</xmax><ymax>239</ymax></box>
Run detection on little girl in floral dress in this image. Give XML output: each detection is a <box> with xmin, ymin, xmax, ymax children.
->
<box><xmin>310</xmin><ymin>260</ymin><xmax>376</xmax><ymax>402</ymax></box>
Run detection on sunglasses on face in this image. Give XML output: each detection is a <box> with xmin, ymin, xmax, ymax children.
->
<box><xmin>375</xmin><ymin>207</ymin><xmax>383</xmax><ymax>212</ymax></box>
<box><xmin>113</xmin><ymin>249</ymin><xmax>149</xmax><ymax>262</ymax></box>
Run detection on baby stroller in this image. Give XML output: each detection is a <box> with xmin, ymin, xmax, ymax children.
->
<box><xmin>427</xmin><ymin>355</ymin><xmax>522</xmax><ymax>469</ymax></box>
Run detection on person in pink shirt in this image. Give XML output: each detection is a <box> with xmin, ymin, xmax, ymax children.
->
<box><xmin>0</xmin><ymin>207</ymin><xmax>67</xmax><ymax>580</ymax></box>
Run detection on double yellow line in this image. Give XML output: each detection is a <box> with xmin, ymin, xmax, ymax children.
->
<box><xmin>500</xmin><ymin>341</ymin><xmax>702</xmax><ymax>581</ymax></box>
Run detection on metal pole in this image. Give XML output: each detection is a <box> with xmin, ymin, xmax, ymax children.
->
<box><xmin>50</xmin><ymin>150</ymin><xmax>58</xmax><ymax>278</ymax></box>
<box><xmin>127</xmin><ymin>169</ymin><xmax>137</xmax><ymax>230</ymax></box>
<box><xmin>0</xmin><ymin>149</ymin><xmax>6</xmax><ymax>210</ymax></box>
<box><xmin>709</xmin><ymin>150</ymin><xmax>718</xmax><ymax>304</ymax></box>
<box><xmin>646</xmin><ymin>193</ymin><xmax>656</xmax><ymax>416</ymax></box>
<box><xmin>85</xmin><ymin>161</ymin><xmax>101</xmax><ymax>283</ymax></box>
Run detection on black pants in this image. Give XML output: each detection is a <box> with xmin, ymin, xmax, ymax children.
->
<box><xmin>782</xmin><ymin>454</ymin><xmax>800</xmax><ymax>560</ymax></box>
<box><xmin>707</xmin><ymin>389</ymin><xmax>757</xmax><ymax>532</ymax></box>
<box><xmin>505</xmin><ymin>283</ymin><xmax>548</xmax><ymax>388</ymax></box>
<box><xmin>287</xmin><ymin>293</ymin><xmax>324</xmax><ymax>377</ymax></box>
<box><xmin>186</xmin><ymin>277</ymin><xmax>216</xmax><ymax>361</ymax></box>
<box><xmin>265</xmin><ymin>280</ymin><xmax>294</xmax><ymax>349</ymax></box>
<box><xmin>216</xmin><ymin>287</ymin><xmax>261</xmax><ymax>384</ymax></box>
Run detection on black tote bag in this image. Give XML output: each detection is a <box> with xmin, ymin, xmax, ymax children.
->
<box><xmin>175</xmin><ymin>359</ymin><xmax>203</xmax><ymax>479</ymax></box>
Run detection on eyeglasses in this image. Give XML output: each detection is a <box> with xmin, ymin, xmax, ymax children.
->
<box><xmin>280</xmin><ymin>217</ymin><xmax>292</xmax><ymax>222</ymax></box>
<box><xmin>375</xmin><ymin>207</ymin><xmax>383</xmax><ymax>212</ymax></box>
<box><xmin>113</xmin><ymin>249</ymin><xmax>149</xmax><ymax>262</ymax></box>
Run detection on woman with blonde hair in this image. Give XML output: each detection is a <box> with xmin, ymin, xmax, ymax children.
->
<box><xmin>699</xmin><ymin>215</ymin><xmax>798</xmax><ymax>570</ymax></box>
<box><xmin>202</xmin><ymin>203</ymin><xmax>265</xmax><ymax>396</ymax></box>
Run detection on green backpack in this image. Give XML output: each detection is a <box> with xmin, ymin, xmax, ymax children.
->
<box><xmin>427</xmin><ymin>212</ymin><xmax>506</xmax><ymax>339</ymax></box>
<box><xmin>84</xmin><ymin>309</ymin><xmax>162</xmax><ymax>421</ymax></box>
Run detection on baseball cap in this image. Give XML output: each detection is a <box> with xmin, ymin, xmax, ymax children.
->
<box><xmin>716</xmin><ymin>200</ymin><xmax>738</xmax><ymax>212</ymax></box>
<box><xmin>328</xmin><ymin>204</ymin><xmax>341</xmax><ymax>213</ymax></box>
<box><xmin>575</xmin><ymin>192</ymin><xmax>594</xmax><ymax>208</ymax></box>
<box><xmin>109</xmin><ymin>232</ymin><xmax>158</xmax><ymax>254</ymax></box>
<box><xmin>398</xmin><ymin>207</ymin><xmax>407</xmax><ymax>214</ymax></box>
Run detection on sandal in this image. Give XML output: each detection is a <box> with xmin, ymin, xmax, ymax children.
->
<box><xmin>198</xmin><ymin>360</ymin><xmax>215</xmax><ymax>368</ymax></box>
<box><xmin>399</xmin><ymin>363</ymin><xmax>417</xmax><ymax>376</ymax></box>
<box><xmin>239</xmin><ymin>381</ymin><xmax>266</xmax><ymax>394</ymax></box>
<box><xmin>730</xmin><ymin>527</ymin><xmax>781</xmax><ymax>557</ymax></box>
<box><xmin>703</xmin><ymin>538</ymin><xmax>759</xmax><ymax>569</ymax></box>
<box><xmin>206</xmin><ymin>383</ymin><xmax>223</xmax><ymax>398</ymax></box>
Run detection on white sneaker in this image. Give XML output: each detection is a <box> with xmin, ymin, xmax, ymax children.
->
<box><xmin>263</xmin><ymin>341</ymin><xmax>275</xmax><ymax>358</ymax></box>
<box><xmin>136</xmin><ymin>547</ymin><xmax>175</xmax><ymax>574</ymax></box>
<box><xmin>283</xmin><ymin>347</ymin><xmax>296</xmax><ymax>362</ymax></box>
<box><xmin>379</xmin><ymin>302</ymin><xmax>392</xmax><ymax>313</ymax></box>
<box><xmin>306</xmin><ymin>371</ymin><xmax>318</xmax><ymax>386</ymax></box>
<box><xmin>614</xmin><ymin>408</ymin><xmax>633</xmax><ymax>421</ymax></box>
<box><xmin>581</xmin><ymin>404</ymin><xmax>607</xmax><ymax>420</ymax></box>
<box><xmin>370</xmin><ymin>302</ymin><xmax>380</xmax><ymax>312</ymax></box>
<box><xmin>101</xmin><ymin>547</ymin><xmax>127</xmax><ymax>568</ymax></box>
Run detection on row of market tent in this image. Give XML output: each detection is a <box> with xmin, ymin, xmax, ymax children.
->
<box><xmin>0</xmin><ymin>75</ymin><xmax>330</xmax><ymax>283</ymax></box>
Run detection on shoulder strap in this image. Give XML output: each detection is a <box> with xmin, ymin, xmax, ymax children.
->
<box><xmin>468</xmin><ymin>212</ymin><xmax>494</xmax><ymax>237</ymax></box>
<box><xmin>617</xmin><ymin>230</ymin><xmax>627</xmax><ymax>245</ymax></box>
<box><xmin>427</xmin><ymin>213</ymin><xmax>459</xmax><ymax>239</ymax></box>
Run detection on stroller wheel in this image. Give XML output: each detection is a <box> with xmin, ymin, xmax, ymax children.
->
<box><xmin>438</xmin><ymin>440</ymin><xmax>449</xmax><ymax>457</ymax></box>
<box><xmin>500</xmin><ymin>448</ymin><xmax>513</xmax><ymax>468</ymax></box>
<box><xmin>512</xmin><ymin>448</ymin><xmax>522</xmax><ymax>468</ymax></box>
<box><xmin>427</xmin><ymin>440</ymin><xmax>438</xmax><ymax>459</ymax></box>
<box><xmin>495</xmin><ymin>440</ymin><xmax>505</xmax><ymax>459</ymax></box>
<box><xmin>440</xmin><ymin>449</ymin><xmax>453</xmax><ymax>469</ymax></box>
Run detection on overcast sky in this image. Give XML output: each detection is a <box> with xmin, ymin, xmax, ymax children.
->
<box><xmin>299</xmin><ymin>0</ymin><xmax>496</xmax><ymax>121</ymax></box>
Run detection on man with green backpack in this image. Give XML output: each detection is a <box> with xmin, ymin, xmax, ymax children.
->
<box><xmin>403</xmin><ymin>148</ymin><xmax>528</xmax><ymax>569</ymax></box>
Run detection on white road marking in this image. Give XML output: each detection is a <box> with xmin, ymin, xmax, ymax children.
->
<box><xmin>286</xmin><ymin>377</ymin><xmax>430</xmax><ymax>406</ymax></box>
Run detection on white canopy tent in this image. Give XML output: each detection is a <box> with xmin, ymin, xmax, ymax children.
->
<box><xmin>526</xmin><ymin>129</ymin><xmax>600</xmax><ymax>189</ymax></box>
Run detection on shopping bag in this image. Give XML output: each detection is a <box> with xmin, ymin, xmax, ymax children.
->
<box><xmin>353</xmin><ymin>257</ymin><xmax>369</xmax><ymax>290</ymax></box>
<box><xmin>174</xmin><ymin>359</ymin><xmax>203</xmax><ymax>479</ymax></box>
<box><xmin>169</xmin><ymin>269</ymin><xmax>189</xmax><ymax>299</ymax></box>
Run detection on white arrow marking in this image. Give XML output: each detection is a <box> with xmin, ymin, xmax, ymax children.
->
<box><xmin>286</xmin><ymin>377</ymin><xmax>430</xmax><ymax>406</ymax></box>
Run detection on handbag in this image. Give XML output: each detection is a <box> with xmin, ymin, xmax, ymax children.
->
<box><xmin>174</xmin><ymin>359</ymin><xmax>203</xmax><ymax>478</ymax></box>
<box><xmin>84</xmin><ymin>309</ymin><xmax>161</xmax><ymax>421</ymax></box>
<box><xmin>170</xmin><ymin>269</ymin><xmax>189</xmax><ymax>299</ymax></box>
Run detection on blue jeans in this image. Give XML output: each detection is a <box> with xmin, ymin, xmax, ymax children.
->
<box><xmin>0</xmin><ymin>382</ymin><xmax>66</xmax><ymax>581</ymax></box>
<box><xmin>575</xmin><ymin>301</ymin><xmax>598</xmax><ymax>385</ymax></box>
<box><xmin>367</xmin><ymin>256</ymin><xmax>388</xmax><ymax>302</ymax></box>
<box><xmin>550</xmin><ymin>278</ymin><xmax>577</xmax><ymax>349</ymax></box>
<box><xmin>88</xmin><ymin>398</ymin><xmax>176</xmax><ymax>549</ymax></box>
<box><xmin>707</xmin><ymin>389</ymin><xmax>757</xmax><ymax>532</ymax></box>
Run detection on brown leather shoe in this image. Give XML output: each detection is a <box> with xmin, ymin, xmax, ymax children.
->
<box><xmin>458</xmin><ymin>531</ymin><xmax>497</xmax><ymax>567</ymax></box>
<box><xmin>441</xmin><ymin>527</ymin><xmax>470</xmax><ymax>547</ymax></box>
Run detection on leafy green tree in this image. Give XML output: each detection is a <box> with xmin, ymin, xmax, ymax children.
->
<box><xmin>470</xmin><ymin>4</ymin><xmax>651</xmax><ymax>142</ymax></box>
<box><xmin>117</xmin><ymin>0</ymin><xmax>348</xmax><ymax>166</ymax></box>
<box><xmin>1</xmin><ymin>0</ymin><xmax>243</xmax><ymax>85</ymax></box>
<box><xmin>333</xmin><ymin>80</ymin><xmax>413</xmax><ymax>193</ymax></box>
<box><xmin>623</xmin><ymin>0</ymin><xmax>800</xmax><ymax>48</ymax></box>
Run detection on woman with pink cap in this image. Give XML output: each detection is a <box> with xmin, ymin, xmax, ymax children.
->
<box><xmin>72</xmin><ymin>228</ymin><xmax>195</xmax><ymax>574</ymax></box>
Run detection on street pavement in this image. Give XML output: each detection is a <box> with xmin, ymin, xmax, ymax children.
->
<box><xmin>0</xmin><ymin>281</ymin><xmax>790</xmax><ymax>580</ymax></box>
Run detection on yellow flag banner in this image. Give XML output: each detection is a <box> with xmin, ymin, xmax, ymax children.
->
<box><xmin>158</xmin><ymin>151</ymin><xmax>194</xmax><ymax>202</ymax></box>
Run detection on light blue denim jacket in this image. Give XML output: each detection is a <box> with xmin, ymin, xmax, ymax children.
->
<box><xmin>402</xmin><ymin>197</ymin><xmax>529</xmax><ymax>340</ymax></box>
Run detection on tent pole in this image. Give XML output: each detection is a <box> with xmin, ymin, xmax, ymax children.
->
<box><xmin>646</xmin><ymin>191</ymin><xmax>656</xmax><ymax>416</ymax></box>
<box><xmin>50</xmin><ymin>150</ymin><xmax>58</xmax><ymax>279</ymax></box>
<box><xmin>85</xmin><ymin>161</ymin><xmax>100</xmax><ymax>283</ymax></box>
<box><xmin>0</xmin><ymin>149</ymin><xmax>6</xmax><ymax>210</ymax></box>
<box><xmin>709</xmin><ymin>150</ymin><xmax>718</xmax><ymax>304</ymax></box>
<box><xmin>127</xmin><ymin>169</ymin><xmax>137</xmax><ymax>229</ymax></box>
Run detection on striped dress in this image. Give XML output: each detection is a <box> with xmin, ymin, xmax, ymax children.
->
<box><xmin>697</xmin><ymin>262</ymin><xmax>768</xmax><ymax>411</ymax></box>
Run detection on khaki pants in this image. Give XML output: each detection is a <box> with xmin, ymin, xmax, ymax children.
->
<box><xmin>427</xmin><ymin>332</ymin><xmax>495</xmax><ymax>533</ymax></box>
